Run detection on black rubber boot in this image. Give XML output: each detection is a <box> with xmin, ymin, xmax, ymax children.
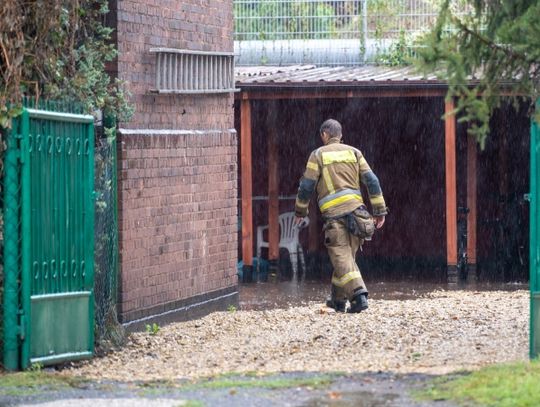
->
<box><xmin>347</xmin><ymin>292</ymin><xmax>368</xmax><ymax>313</ymax></box>
<box><xmin>326</xmin><ymin>298</ymin><xmax>346</xmax><ymax>312</ymax></box>
<box><xmin>326</xmin><ymin>286</ymin><xmax>346</xmax><ymax>312</ymax></box>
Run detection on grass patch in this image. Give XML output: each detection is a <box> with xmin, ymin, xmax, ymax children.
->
<box><xmin>139</xmin><ymin>372</ymin><xmax>341</xmax><ymax>394</ymax></box>
<box><xmin>181</xmin><ymin>401</ymin><xmax>204</xmax><ymax>407</ymax></box>
<box><xmin>0</xmin><ymin>371</ymin><xmax>89</xmax><ymax>396</ymax></box>
<box><xmin>417</xmin><ymin>360</ymin><xmax>540</xmax><ymax>407</ymax></box>
<box><xmin>186</xmin><ymin>373</ymin><xmax>336</xmax><ymax>391</ymax></box>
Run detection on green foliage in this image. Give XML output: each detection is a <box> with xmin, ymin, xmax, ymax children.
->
<box><xmin>0</xmin><ymin>0</ymin><xmax>133</xmax><ymax>127</ymax></box>
<box><xmin>368</xmin><ymin>0</ymin><xmax>402</xmax><ymax>40</ymax></box>
<box><xmin>227</xmin><ymin>304</ymin><xmax>237</xmax><ymax>313</ymax></box>
<box><xmin>416</xmin><ymin>0</ymin><xmax>540</xmax><ymax>147</ymax></box>
<box><xmin>417</xmin><ymin>360</ymin><xmax>540</xmax><ymax>406</ymax></box>
<box><xmin>376</xmin><ymin>31</ymin><xmax>417</xmax><ymax>66</ymax></box>
<box><xmin>28</xmin><ymin>362</ymin><xmax>43</xmax><ymax>372</ymax></box>
<box><xmin>145</xmin><ymin>323</ymin><xmax>160</xmax><ymax>336</ymax></box>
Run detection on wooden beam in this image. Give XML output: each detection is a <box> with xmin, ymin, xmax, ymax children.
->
<box><xmin>234</xmin><ymin>86</ymin><xmax>519</xmax><ymax>102</ymax></box>
<box><xmin>467</xmin><ymin>134</ymin><xmax>478</xmax><ymax>269</ymax></box>
<box><xmin>267</xmin><ymin>103</ymin><xmax>279</xmax><ymax>261</ymax></box>
<box><xmin>445</xmin><ymin>99</ymin><xmax>458</xmax><ymax>282</ymax></box>
<box><xmin>235</xmin><ymin>88</ymin><xmax>448</xmax><ymax>101</ymax></box>
<box><xmin>241</xmin><ymin>97</ymin><xmax>253</xmax><ymax>272</ymax></box>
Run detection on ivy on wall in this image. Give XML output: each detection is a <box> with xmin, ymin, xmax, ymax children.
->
<box><xmin>0</xmin><ymin>0</ymin><xmax>133</xmax><ymax>126</ymax></box>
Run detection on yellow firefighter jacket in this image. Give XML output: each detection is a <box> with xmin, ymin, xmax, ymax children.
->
<box><xmin>295</xmin><ymin>138</ymin><xmax>387</xmax><ymax>219</ymax></box>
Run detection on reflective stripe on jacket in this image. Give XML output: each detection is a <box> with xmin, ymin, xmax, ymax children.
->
<box><xmin>295</xmin><ymin>138</ymin><xmax>387</xmax><ymax>219</ymax></box>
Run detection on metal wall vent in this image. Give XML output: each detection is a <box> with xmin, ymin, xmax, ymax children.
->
<box><xmin>150</xmin><ymin>48</ymin><xmax>238</xmax><ymax>94</ymax></box>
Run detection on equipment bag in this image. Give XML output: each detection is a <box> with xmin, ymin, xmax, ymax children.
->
<box><xmin>346</xmin><ymin>206</ymin><xmax>375</xmax><ymax>240</ymax></box>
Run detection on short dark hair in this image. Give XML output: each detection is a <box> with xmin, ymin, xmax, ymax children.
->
<box><xmin>320</xmin><ymin>119</ymin><xmax>342</xmax><ymax>139</ymax></box>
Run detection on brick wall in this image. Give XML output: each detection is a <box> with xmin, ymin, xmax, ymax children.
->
<box><xmin>108</xmin><ymin>0</ymin><xmax>238</xmax><ymax>323</ymax></box>
<box><xmin>117</xmin><ymin>131</ymin><xmax>238</xmax><ymax>322</ymax></box>
<box><xmin>113</xmin><ymin>0</ymin><xmax>234</xmax><ymax>130</ymax></box>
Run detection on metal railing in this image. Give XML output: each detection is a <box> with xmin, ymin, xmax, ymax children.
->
<box><xmin>234</xmin><ymin>0</ymin><xmax>471</xmax><ymax>65</ymax></box>
<box><xmin>235</xmin><ymin>0</ymin><xmax>364</xmax><ymax>41</ymax></box>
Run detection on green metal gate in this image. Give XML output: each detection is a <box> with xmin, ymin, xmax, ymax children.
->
<box><xmin>2</xmin><ymin>105</ymin><xmax>95</xmax><ymax>369</ymax></box>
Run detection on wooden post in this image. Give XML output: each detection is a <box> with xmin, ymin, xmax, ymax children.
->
<box><xmin>497</xmin><ymin>127</ymin><xmax>509</xmax><ymax>281</ymax></box>
<box><xmin>241</xmin><ymin>95</ymin><xmax>254</xmax><ymax>282</ymax></box>
<box><xmin>445</xmin><ymin>99</ymin><xmax>458</xmax><ymax>283</ymax></box>
<box><xmin>467</xmin><ymin>134</ymin><xmax>478</xmax><ymax>281</ymax></box>
<box><xmin>267</xmin><ymin>104</ymin><xmax>280</xmax><ymax>264</ymax></box>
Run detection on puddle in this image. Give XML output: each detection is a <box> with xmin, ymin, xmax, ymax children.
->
<box><xmin>303</xmin><ymin>391</ymin><xmax>399</xmax><ymax>407</ymax></box>
<box><xmin>239</xmin><ymin>279</ymin><xmax>528</xmax><ymax>311</ymax></box>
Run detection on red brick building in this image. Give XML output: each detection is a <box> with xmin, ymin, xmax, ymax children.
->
<box><xmin>106</xmin><ymin>0</ymin><xmax>238</xmax><ymax>325</ymax></box>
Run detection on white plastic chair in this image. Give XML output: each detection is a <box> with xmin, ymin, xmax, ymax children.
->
<box><xmin>256</xmin><ymin>212</ymin><xmax>309</xmax><ymax>277</ymax></box>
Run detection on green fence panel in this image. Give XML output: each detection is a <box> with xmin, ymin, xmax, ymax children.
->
<box><xmin>21</xmin><ymin>108</ymin><xmax>95</xmax><ymax>367</ymax></box>
<box><xmin>531</xmin><ymin>105</ymin><xmax>540</xmax><ymax>359</ymax></box>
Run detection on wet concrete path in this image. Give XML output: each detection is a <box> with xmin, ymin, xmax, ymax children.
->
<box><xmin>1</xmin><ymin>371</ymin><xmax>459</xmax><ymax>407</ymax></box>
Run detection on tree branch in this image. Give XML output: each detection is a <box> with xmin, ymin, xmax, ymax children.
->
<box><xmin>451</xmin><ymin>14</ymin><xmax>529</xmax><ymax>64</ymax></box>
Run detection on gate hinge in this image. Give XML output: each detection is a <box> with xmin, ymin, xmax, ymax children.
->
<box><xmin>12</xmin><ymin>148</ymin><xmax>23</xmax><ymax>163</ymax></box>
<box><xmin>14</xmin><ymin>134</ymin><xmax>25</xmax><ymax>164</ymax></box>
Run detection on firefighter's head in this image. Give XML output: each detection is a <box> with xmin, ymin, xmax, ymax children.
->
<box><xmin>319</xmin><ymin>119</ymin><xmax>342</xmax><ymax>144</ymax></box>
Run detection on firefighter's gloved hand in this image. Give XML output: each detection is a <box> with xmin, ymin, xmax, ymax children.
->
<box><xmin>294</xmin><ymin>216</ymin><xmax>308</xmax><ymax>229</ymax></box>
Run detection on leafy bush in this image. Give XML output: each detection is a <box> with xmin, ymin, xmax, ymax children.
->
<box><xmin>0</xmin><ymin>0</ymin><xmax>133</xmax><ymax>126</ymax></box>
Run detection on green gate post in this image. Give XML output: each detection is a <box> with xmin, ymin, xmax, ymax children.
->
<box><xmin>531</xmin><ymin>101</ymin><xmax>540</xmax><ymax>359</ymax></box>
<box><xmin>3</xmin><ymin>124</ymin><xmax>21</xmax><ymax>370</ymax></box>
<box><xmin>86</xmin><ymin>118</ymin><xmax>96</xmax><ymax>352</ymax></box>
<box><xmin>20</xmin><ymin>108</ymin><xmax>31</xmax><ymax>369</ymax></box>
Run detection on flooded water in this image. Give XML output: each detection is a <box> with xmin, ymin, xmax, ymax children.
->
<box><xmin>239</xmin><ymin>279</ymin><xmax>528</xmax><ymax>311</ymax></box>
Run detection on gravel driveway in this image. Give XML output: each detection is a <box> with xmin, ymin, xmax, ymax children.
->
<box><xmin>67</xmin><ymin>288</ymin><xmax>529</xmax><ymax>381</ymax></box>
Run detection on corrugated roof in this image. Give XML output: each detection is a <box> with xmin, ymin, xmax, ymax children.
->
<box><xmin>235</xmin><ymin>65</ymin><xmax>448</xmax><ymax>89</ymax></box>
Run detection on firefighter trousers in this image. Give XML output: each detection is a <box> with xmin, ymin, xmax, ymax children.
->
<box><xmin>323</xmin><ymin>218</ymin><xmax>368</xmax><ymax>301</ymax></box>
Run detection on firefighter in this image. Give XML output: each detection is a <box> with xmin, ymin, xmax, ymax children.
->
<box><xmin>294</xmin><ymin>119</ymin><xmax>387</xmax><ymax>313</ymax></box>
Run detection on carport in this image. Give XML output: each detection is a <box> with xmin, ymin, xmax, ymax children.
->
<box><xmin>234</xmin><ymin>65</ymin><xmax>529</xmax><ymax>283</ymax></box>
